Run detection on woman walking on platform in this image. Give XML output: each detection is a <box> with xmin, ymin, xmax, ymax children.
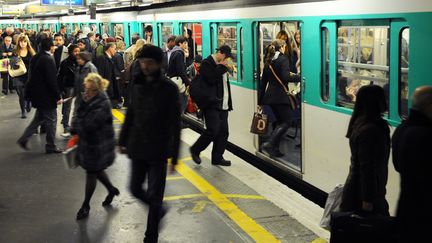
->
<box><xmin>71</xmin><ymin>73</ymin><xmax>119</xmax><ymax>220</ymax></box>
<box><xmin>12</xmin><ymin>34</ymin><xmax>35</xmax><ymax>118</ymax></box>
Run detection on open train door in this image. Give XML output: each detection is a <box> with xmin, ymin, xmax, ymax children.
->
<box><xmin>253</xmin><ymin>21</ymin><xmax>303</xmax><ymax>175</ymax></box>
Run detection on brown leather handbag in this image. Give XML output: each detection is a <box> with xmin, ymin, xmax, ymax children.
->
<box><xmin>250</xmin><ymin>108</ymin><xmax>268</xmax><ymax>135</ymax></box>
<box><xmin>269</xmin><ymin>64</ymin><xmax>298</xmax><ymax>110</ymax></box>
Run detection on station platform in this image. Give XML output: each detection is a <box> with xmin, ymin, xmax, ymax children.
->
<box><xmin>0</xmin><ymin>94</ymin><xmax>329</xmax><ymax>242</ymax></box>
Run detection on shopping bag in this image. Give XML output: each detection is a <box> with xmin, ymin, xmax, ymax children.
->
<box><xmin>320</xmin><ymin>184</ymin><xmax>344</xmax><ymax>230</ymax></box>
<box><xmin>0</xmin><ymin>58</ymin><xmax>9</xmax><ymax>72</ymax></box>
<box><xmin>62</xmin><ymin>145</ymin><xmax>78</xmax><ymax>169</ymax></box>
<box><xmin>250</xmin><ymin>109</ymin><xmax>268</xmax><ymax>135</ymax></box>
<box><xmin>170</xmin><ymin>76</ymin><xmax>186</xmax><ymax>93</ymax></box>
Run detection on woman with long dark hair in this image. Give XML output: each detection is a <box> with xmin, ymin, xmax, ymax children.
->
<box><xmin>258</xmin><ymin>39</ymin><xmax>300</xmax><ymax>157</ymax></box>
<box><xmin>340</xmin><ymin>84</ymin><xmax>390</xmax><ymax>216</ymax></box>
<box><xmin>12</xmin><ymin>34</ymin><xmax>36</xmax><ymax>118</ymax></box>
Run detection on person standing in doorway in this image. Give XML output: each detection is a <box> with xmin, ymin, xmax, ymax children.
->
<box><xmin>189</xmin><ymin>45</ymin><xmax>233</xmax><ymax>166</ymax></box>
<box><xmin>119</xmin><ymin>45</ymin><xmax>181</xmax><ymax>243</ymax></box>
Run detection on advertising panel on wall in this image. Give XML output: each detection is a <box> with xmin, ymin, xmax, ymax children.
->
<box><xmin>40</xmin><ymin>0</ymin><xmax>84</xmax><ymax>6</ymax></box>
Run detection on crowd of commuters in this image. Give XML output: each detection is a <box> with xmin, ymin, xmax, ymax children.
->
<box><xmin>2</xmin><ymin>23</ymin><xmax>430</xmax><ymax>242</ymax></box>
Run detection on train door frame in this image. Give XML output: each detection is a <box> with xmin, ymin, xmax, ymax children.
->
<box><xmin>253</xmin><ymin>20</ymin><xmax>303</xmax><ymax>175</ymax></box>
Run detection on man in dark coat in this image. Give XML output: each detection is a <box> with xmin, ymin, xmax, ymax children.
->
<box><xmin>53</xmin><ymin>33</ymin><xmax>69</xmax><ymax>70</ymax></box>
<box><xmin>119</xmin><ymin>45</ymin><xmax>181</xmax><ymax>243</ymax></box>
<box><xmin>17</xmin><ymin>37</ymin><xmax>63</xmax><ymax>154</ymax></box>
<box><xmin>190</xmin><ymin>45</ymin><xmax>233</xmax><ymax>166</ymax></box>
<box><xmin>0</xmin><ymin>36</ymin><xmax>14</xmax><ymax>95</ymax></box>
<box><xmin>96</xmin><ymin>42</ymin><xmax>121</xmax><ymax>108</ymax></box>
<box><xmin>392</xmin><ymin>85</ymin><xmax>432</xmax><ymax>243</ymax></box>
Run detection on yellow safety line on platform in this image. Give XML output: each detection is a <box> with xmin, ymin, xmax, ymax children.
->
<box><xmin>311</xmin><ymin>238</ymin><xmax>327</xmax><ymax>243</ymax></box>
<box><xmin>163</xmin><ymin>194</ymin><xmax>204</xmax><ymax>201</ymax></box>
<box><xmin>177</xmin><ymin>157</ymin><xmax>280</xmax><ymax>243</ymax></box>
<box><xmin>112</xmin><ymin>111</ymin><xmax>279</xmax><ymax>242</ymax></box>
<box><xmin>111</xmin><ymin>109</ymin><xmax>124</xmax><ymax>123</ymax></box>
<box><xmin>166</xmin><ymin>176</ymin><xmax>186</xmax><ymax>181</ymax></box>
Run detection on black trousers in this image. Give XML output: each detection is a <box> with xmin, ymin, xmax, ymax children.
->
<box><xmin>18</xmin><ymin>108</ymin><xmax>57</xmax><ymax>150</ymax></box>
<box><xmin>191</xmin><ymin>109</ymin><xmax>229</xmax><ymax>163</ymax></box>
<box><xmin>1</xmin><ymin>72</ymin><xmax>12</xmax><ymax>93</ymax></box>
<box><xmin>130</xmin><ymin>159</ymin><xmax>167</xmax><ymax>243</ymax></box>
<box><xmin>270</xmin><ymin>104</ymin><xmax>291</xmax><ymax>124</ymax></box>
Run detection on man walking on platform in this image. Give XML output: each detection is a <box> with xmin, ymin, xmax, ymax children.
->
<box><xmin>17</xmin><ymin>37</ymin><xmax>63</xmax><ymax>154</ymax></box>
<box><xmin>392</xmin><ymin>86</ymin><xmax>432</xmax><ymax>243</ymax></box>
<box><xmin>119</xmin><ymin>45</ymin><xmax>181</xmax><ymax>243</ymax></box>
<box><xmin>189</xmin><ymin>45</ymin><xmax>234</xmax><ymax>166</ymax></box>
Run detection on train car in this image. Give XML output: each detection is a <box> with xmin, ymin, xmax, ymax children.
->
<box><xmin>2</xmin><ymin>0</ymin><xmax>431</xmax><ymax>214</ymax></box>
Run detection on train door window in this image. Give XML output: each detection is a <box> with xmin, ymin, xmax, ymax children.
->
<box><xmin>161</xmin><ymin>23</ymin><xmax>173</xmax><ymax>50</ymax></box>
<box><xmin>256</xmin><ymin>21</ymin><xmax>302</xmax><ymax>172</ymax></box>
<box><xmin>399</xmin><ymin>28</ymin><xmax>409</xmax><ymax>118</ymax></box>
<box><xmin>217</xmin><ymin>25</ymin><xmax>238</xmax><ymax>80</ymax></box>
<box><xmin>113</xmin><ymin>24</ymin><xmax>124</xmax><ymax>38</ymax></box>
<box><xmin>142</xmin><ymin>23</ymin><xmax>153</xmax><ymax>43</ymax></box>
<box><xmin>182</xmin><ymin>23</ymin><xmax>202</xmax><ymax>57</ymax></box>
<box><xmin>337</xmin><ymin>25</ymin><xmax>390</xmax><ymax>110</ymax></box>
<box><xmin>101</xmin><ymin>23</ymin><xmax>109</xmax><ymax>36</ymax></box>
<box><xmin>90</xmin><ymin>23</ymin><xmax>98</xmax><ymax>33</ymax></box>
<box><xmin>322</xmin><ymin>27</ymin><xmax>330</xmax><ymax>102</ymax></box>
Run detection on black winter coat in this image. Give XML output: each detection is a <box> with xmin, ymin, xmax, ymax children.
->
<box><xmin>118</xmin><ymin>71</ymin><xmax>181</xmax><ymax>164</ymax></box>
<box><xmin>25</xmin><ymin>52</ymin><xmax>61</xmax><ymax>109</ymax></box>
<box><xmin>199</xmin><ymin>55</ymin><xmax>232</xmax><ymax>110</ymax></box>
<box><xmin>259</xmin><ymin>54</ymin><xmax>300</xmax><ymax>106</ymax></box>
<box><xmin>96</xmin><ymin>53</ymin><xmax>120</xmax><ymax>100</ymax></box>
<box><xmin>72</xmin><ymin>92</ymin><xmax>115</xmax><ymax>171</ymax></box>
<box><xmin>57</xmin><ymin>56</ymin><xmax>77</xmax><ymax>91</ymax></box>
<box><xmin>340</xmin><ymin>118</ymin><xmax>390</xmax><ymax>216</ymax></box>
<box><xmin>392</xmin><ymin>109</ymin><xmax>432</xmax><ymax>238</ymax></box>
<box><xmin>74</xmin><ymin>61</ymin><xmax>98</xmax><ymax>105</ymax></box>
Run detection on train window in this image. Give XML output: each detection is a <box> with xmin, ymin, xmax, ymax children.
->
<box><xmin>161</xmin><ymin>23</ymin><xmax>173</xmax><ymax>50</ymax></box>
<box><xmin>399</xmin><ymin>28</ymin><xmax>409</xmax><ymax>118</ymax></box>
<box><xmin>142</xmin><ymin>23</ymin><xmax>153</xmax><ymax>44</ymax></box>
<box><xmin>322</xmin><ymin>27</ymin><xmax>330</xmax><ymax>102</ymax></box>
<box><xmin>182</xmin><ymin>23</ymin><xmax>202</xmax><ymax>56</ymax></box>
<box><xmin>89</xmin><ymin>23</ymin><xmax>98</xmax><ymax>33</ymax></box>
<box><xmin>240</xmin><ymin>27</ymin><xmax>244</xmax><ymax>80</ymax></box>
<box><xmin>218</xmin><ymin>25</ymin><xmax>238</xmax><ymax>80</ymax></box>
<box><xmin>337</xmin><ymin>26</ymin><xmax>389</xmax><ymax>109</ymax></box>
<box><xmin>113</xmin><ymin>24</ymin><xmax>124</xmax><ymax>38</ymax></box>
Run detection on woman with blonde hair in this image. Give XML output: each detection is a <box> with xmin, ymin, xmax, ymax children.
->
<box><xmin>12</xmin><ymin>34</ymin><xmax>36</xmax><ymax>118</ymax></box>
<box><xmin>71</xmin><ymin>73</ymin><xmax>118</xmax><ymax>220</ymax></box>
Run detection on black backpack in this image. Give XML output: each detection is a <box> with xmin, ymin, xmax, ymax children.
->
<box><xmin>189</xmin><ymin>74</ymin><xmax>207</xmax><ymax>108</ymax></box>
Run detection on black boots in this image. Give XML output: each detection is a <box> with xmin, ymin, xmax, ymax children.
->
<box><xmin>261</xmin><ymin>124</ymin><xmax>289</xmax><ymax>158</ymax></box>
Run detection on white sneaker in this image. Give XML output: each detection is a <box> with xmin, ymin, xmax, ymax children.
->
<box><xmin>61</xmin><ymin>132</ymin><xmax>71</xmax><ymax>138</ymax></box>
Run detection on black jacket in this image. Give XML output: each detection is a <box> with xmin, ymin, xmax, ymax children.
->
<box><xmin>392</xmin><ymin>109</ymin><xmax>432</xmax><ymax>237</ymax></box>
<box><xmin>259</xmin><ymin>54</ymin><xmax>300</xmax><ymax>106</ymax></box>
<box><xmin>96</xmin><ymin>53</ymin><xmax>120</xmax><ymax>100</ymax></box>
<box><xmin>340</xmin><ymin>118</ymin><xmax>390</xmax><ymax>216</ymax></box>
<box><xmin>199</xmin><ymin>55</ymin><xmax>233</xmax><ymax>111</ymax></box>
<box><xmin>167</xmin><ymin>46</ymin><xmax>190</xmax><ymax>86</ymax></box>
<box><xmin>57</xmin><ymin>56</ymin><xmax>77</xmax><ymax>91</ymax></box>
<box><xmin>74</xmin><ymin>61</ymin><xmax>98</xmax><ymax>105</ymax></box>
<box><xmin>119</xmin><ymin>71</ymin><xmax>181</xmax><ymax>164</ymax></box>
<box><xmin>72</xmin><ymin>92</ymin><xmax>115</xmax><ymax>171</ymax></box>
<box><xmin>0</xmin><ymin>43</ymin><xmax>14</xmax><ymax>57</ymax></box>
<box><xmin>25</xmin><ymin>52</ymin><xmax>60</xmax><ymax>109</ymax></box>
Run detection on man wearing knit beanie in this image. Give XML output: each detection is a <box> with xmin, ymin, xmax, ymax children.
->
<box><xmin>119</xmin><ymin>44</ymin><xmax>181</xmax><ymax>243</ymax></box>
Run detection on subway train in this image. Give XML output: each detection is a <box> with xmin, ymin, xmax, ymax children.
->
<box><xmin>1</xmin><ymin>0</ymin><xmax>430</xmax><ymax>214</ymax></box>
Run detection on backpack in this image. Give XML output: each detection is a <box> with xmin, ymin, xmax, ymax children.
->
<box><xmin>189</xmin><ymin>74</ymin><xmax>207</xmax><ymax>108</ymax></box>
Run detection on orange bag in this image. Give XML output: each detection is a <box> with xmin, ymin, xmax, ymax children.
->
<box><xmin>67</xmin><ymin>135</ymin><xmax>79</xmax><ymax>149</ymax></box>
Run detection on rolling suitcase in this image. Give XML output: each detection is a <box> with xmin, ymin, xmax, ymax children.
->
<box><xmin>330</xmin><ymin>211</ymin><xmax>396</xmax><ymax>243</ymax></box>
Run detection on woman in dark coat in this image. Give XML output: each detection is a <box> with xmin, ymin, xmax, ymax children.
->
<box><xmin>340</xmin><ymin>85</ymin><xmax>390</xmax><ymax>216</ymax></box>
<box><xmin>12</xmin><ymin>34</ymin><xmax>36</xmax><ymax>118</ymax></box>
<box><xmin>258</xmin><ymin>39</ymin><xmax>300</xmax><ymax>157</ymax></box>
<box><xmin>71</xmin><ymin>73</ymin><xmax>118</xmax><ymax>220</ymax></box>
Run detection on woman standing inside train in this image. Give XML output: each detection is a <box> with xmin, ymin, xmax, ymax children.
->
<box><xmin>276</xmin><ymin>30</ymin><xmax>297</xmax><ymax>74</ymax></box>
<box><xmin>12</xmin><ymin>34</ymin><xmax>36</xmax><ymax>118</ymax></box>
<box><xmin>258</xmin><ymin>39</ymin><xmax>300</xmax><ymax>158</ymax></box>
<box><xmin>71</xmin><ymin>73</ymin><xmax>119</xmax><ymax>220</ymax></box>
<box><xmin>340</xmin><ymin>85</ymin><xmax>390</xmax><ymax>216</ymax></box>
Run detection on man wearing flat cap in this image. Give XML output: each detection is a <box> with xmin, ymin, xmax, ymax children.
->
<box><xmin>190</xmin><ymin>44</ymin><xmax>234</xmax><ymax>166</ymax></box>
<box><xmin>118</xmin><ymin>45</ymin><xmax>181</xmax><ymax>243</ymax></box>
